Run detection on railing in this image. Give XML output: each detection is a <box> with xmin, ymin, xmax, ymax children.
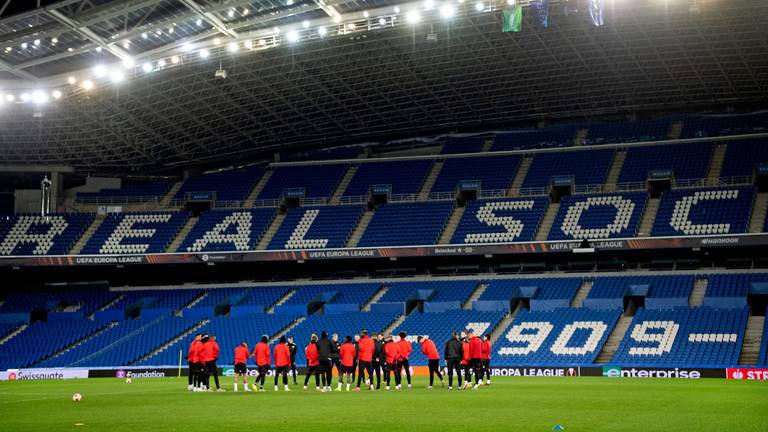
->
<box><xmin>73</xmin><ymin>196</ymin><xmax>165</xmax><ymax>205</ymax></box>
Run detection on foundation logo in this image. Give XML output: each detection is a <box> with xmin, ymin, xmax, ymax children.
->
<box><xmin>116</xmin><ymin>370</ymin><xmax>127</xmax><ymax>378</ymax></box>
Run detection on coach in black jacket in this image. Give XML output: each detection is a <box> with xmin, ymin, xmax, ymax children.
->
<box><xmin>317</xmin><ymin>331</ymin><xmax>333</xmax><ymax>390</ymax></box>
<box><xmin>444</xmin><ymin>331</ymin><xmax>463</xmax><ymax>390</ymax></box>
<box><xmin>372</xmin><ymin>333</ymin><xmax>385</xmax><ymax>389</ymax></box>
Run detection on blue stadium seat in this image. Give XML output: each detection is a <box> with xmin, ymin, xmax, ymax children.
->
<box><xmin>394</xmin><ymin>310</ymin><xmax>506</xmax><ymax>366</ymax></box>
<box><xmin>587</xmin><ymin>275</ymin><xmax>694</xmax><ymax>309</ymax></box>
<box><xmin>104</xmin><ymin>289</ymin><xmax>201</xmax><ymax>312</ymax></box>
<box><xmin>180</xmin><ymin>209</ymin><xmax>277</xmax><ymax>252</ymax></box>
<box><xmin>358</xmin><ymin>201</ymin><xmax>455</xmax><ymax>247</ymax></box>
<box><xmin>758</xmin><ymin>308</ymin><xmax>768</xmax><ymax>366</ymax></box>
<box><xmin>618</xmin><ymin>143</ymin><xmax>713</xmax><ymax>183</ymax></box>
<box><xmin>612</xmin><ymin>307</ymin><xmax>747</xmax><ymax>367</ymax></box>
<box><xmin>720</xmin><ymin>139</ymin><xmax>768</xmax><ymax>178</ymax></box>
<box><xmin>681</xmin><ymin>112</ymin><xmax>768</xmax><ymax>138</ymax></box>
<box><xmin>343</xmin><ymin>160</ymin><xmax>433</xmax><ymax>197</ymax></box>
<box><xmin>81</xmin><ymin>212</ymin><xmax>189</xmax><ymax>254</ymax></box>
<box><xmin>451</xmin><ymin>197</ymin><xmax>549</xmax><ymax>244</ymax></box>
<box><xmin>441</xmin><ymin>136</ymin><xmax>484</xmax><ymax>154</ymax></box>
<box><xmin>0</xmin><ymin>288</ymin><xmax>118</xmax><ymax>315</ymax></box>
<box><xmin>548</xmin><ymin>193</ymin><xmax>647</xmax><ymax>240</ymax></box>
<box><xmin>585</xmin><ymin>119</ymin><xmax>671</xmax><ymax>145</ymax></box>
<box><xmin>77</xmin><ymin>180</ymin><xmax>174</xmax><ymax>202</ymax></box>
<box><xmin>491</xmin><ymin>126</ymin><xmax>577</xmax><ymax>151</ymax></box>
<box><xmin>494</xmin><ymin>308</ymin><xmax>620</xmax><ymax>365</ymax></box>
<box><xmin>706</xmin><ymin>273</ymin><xmax>768</xmax><ymax>298</ymax></box>
<box><xmin>258</xmin><ymin>164</ymin><xmax>349</xmax><ymax>200</ymax></box>
<box><xmin>523</xmin><ymin>149</ymin><xmax>614</xmax><ymax>188</ymax></box>
<box><xmin>0</xmin><ymin>213</ymin><xmax>93</xmax><ymax>255</ymax></box>
<box><xmin>652</xmin><ymin>187</ymin><xmax>755</xmax><ymax>237</ymax></box>
<box><xmin>175</xmin><ymin>165</ymin><xmax>264</xmax><ymax>202</ymax></box>
<box><xmin>431</xmin><ymin>156</ymin><xmax>521</xmax><ymax>194</ymax></box>
<box><xmin>0</xmin><ymin>320</ymin><xmax>104</xmax><ymax>369</ymax></box>
<box><xmin>480</xmin><ymin>278</ymin><xmax>582</xmax><ymax>303</ymax></box>
<box><xmin>375</xmin><ymin>280</ymin><xmax>479</xmax><ymax>305</ymax></box>
<box><xmin>268</xmin><ymin>205</ymin><xmax>364</xmax><ymax>249</ymax></box>
<box><xmin>283</xmin><ymin>146</ymin><xmax>362</xmax><ymax>162</ymax></box>
<box><xmin>284</xmin><ymin>283</ymin><xmax>381</xmax><ymax>307</ymax></box>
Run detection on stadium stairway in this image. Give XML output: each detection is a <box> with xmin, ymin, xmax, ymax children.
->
<box><xmin>438</xmin><ymin>205</ymin><xmax>466</xmax><ymax>244</ymax></box>
<box><xmin>0</xmin><ymin>324</ymin><xmax>28</xmax><ymax>345</ymax></box>
<box><xmin>594</xmin><ymin>315</ymin><xmax>633</xmax><ymax>364</ymax></box>
<box><xmin>362</xmin><ymin>285</ymin><xmax>389</xmax><ymax>311</ymax></box>
<box><xmin>160</xmin><ymin>181</ymin><xmax>184</xmax><ymax>208</ymax></box>
<box><xmin>40</xmin><ymin>322</ymin><xmax>117</xmax><ymax>366</ymax></box>
<box><xmin>329</xmin><ymin>165</ymin><xmax>358</xmax><ymax>204</ymax></box>
<box><xmin>70</xmin><ymin>214</ymin><xmax>105</xmax><ymax>255</ymax></box>
<box><xmin>419</xmin><ymin>160</ymin><xmax>444</xmax><ymax>199</ymax></box>
<box><xmin>269</xmin><ymin>316</ymin><xmax>306</xmax><ymax>344</ymax></box>
<box><xmin>668</xmin><ymin>121</ymin><xmax>683</xmax><ymax>140</ymax></box>
<box><xmin>604</xmin><ymin>150</ymin><xmax>627</xmax><ymax>190</ymax></box>
<box><xmin>94</xmin><ymin>294</ymin><xmax>126</xmax><ymax>316</ymax></box>
<box><xmin>574</xmin><ymin>128</ymin><xmax>588</xmax><ymax>146</ymax></box>
<box><xmin>570</xmin><ymin>280</ymin><xmax>593</xmax><ymax>308</ymax></box>
<box><xmin>462</xmin><ymin>283</ymin><xmax>488</xmax><ymax>309</ymax></box>
<box><xmin>265</xmin><ymin>288</ymin><xmax>297</xmax><ymax>313</ymax></box>
<box><xmin>534</xmin><ymin>202</ymin><xmax>560</xmax><ymax>241</ymax></box>
<box><xmin>637</xmin><ymin>197</ymin><xmax>660</xmax><ymax>237</ymax></box>
<box><xmin>168</xmin><ymin>216</ymin><xmax>198</xmax><ymax>252</ymax></box>
<box><xmin>748</xmin><ymin>192</ymin><xmax>768</xmax><ymax>233</ymax></box>
<box><xmin>481</xmin><ymin>137</ymin><xmax>494</xmax><ymax>152</ymax></box>
<box><xmin>489</xmin><ymin>303</ymin><xmax>522</xmax><ymax>344</ymax></box>
<box><xmin>345</xmin><ymin>210</ymin><xmax>374</xmax><ymax>248</ymax></box>
<box><xmin>507</xmin><ymin>156</ymin><xmax>532</xmax><ymax>196</ymax></box>
<box><xmin>182</xmin><ymin>291</ymin><xmax>209</xmax><ymax>310</ymax></box>
<box><xmin>688</xmin><ymin>278</ymin><xmax>708</xmax><ymax>307</ymax></box>
<box><xmin>382</xmin><ymin>313</ymin><xmax>409</xmax><ymax>336</ymax></box>
<box><xmin>135</xmin><ymin>319</ymin><xmax>210</xmax><ymax>365</ymax></box>
<box><xmin>707</xmin><ymin>143</ymin><xmax>728</xmax><ymax>180</ymax></box>
<box><xmin>738</xmin><ymin>316</ymin><xmax>765</xmax><ymax>366</ymax></box>
<box><xmin>243</xmin><ymin>169</ymin><xmax>273</xmax><ymax>207</ymax></box>
<box><xmin>256</xmin><ymin>212</ymin><xmax>286</xmax><ymax>249</ymax></box>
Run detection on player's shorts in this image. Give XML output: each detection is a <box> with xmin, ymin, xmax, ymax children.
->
<box><xmin>341</xmin><ymin>365</ymin><xmax>355</xmax><ymax>374</ymax></box>
<box><xmin>234</xmin><ymin>363</ymin><xmax>247</xmax><ymax>374</ymax></box>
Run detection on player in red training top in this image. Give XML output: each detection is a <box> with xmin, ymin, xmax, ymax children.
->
<box><xmin>187</xmin><ymin>333</ymin><xmax>202</xmax><ymax>391</ymax></box>
<box><xmin>273</xmin><ymin>336</ymin><xmax>292</xmax><ymax>392</ymax></box>
<box><xmin>339</xmin><ymin>336</ymin><xmax>356</xmax><ymax>391</ymax></box>
<box><xmin>468</xmin><ymin>329</ymin><xmax>483</xmax><ymax>389</ymax></box>
<box><xmin>356</xmin><ymin>329</ymin><xmax>374</xmax><ymax>391</ymax></box>
<box><xmin>397</xmin><ymin>332</ymin><xmax>413</xmax><ymax>389</ymax></box>
<box><xmin>418</xmin><ymin>335</ymin><xmax>444</xmax><ymax>389</ymax></box>
<box><xmin>383</xmin><ymin>334</ymin><xmax>402</xmax><ymax>390</ymax></box>
<box><xmin>481</xmin><ymin>334</ymin><xmax>492</xmax><ymax>386</ymax></box>
<box><xmin>253</xmin><ymin>335</ymin><xmax>271</xmax><ymax>392</ymax></box>
<box><xmin>233</xmin><ymin>342</ymin><xmax>251</xmax><ymax>392</ymax></box>
<box><xmin>303</xmin><ymin>334</ymin><xmax>322</xmax><ymax>392</ymax></box>
<box><xmin>461</xmin><ymin>331</ymin><xmax>472</xmax><ymax>389</ymax></box>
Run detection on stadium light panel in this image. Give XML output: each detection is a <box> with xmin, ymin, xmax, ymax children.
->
<box><xmin>406</xmin><ymin>10</ymin><xmax>421</xmax><ymax>24</ymax></box>
<box><xmin>51</xmin><ymin>37</ymin><xmax>58</xmax><ymax>44</ymax></box>
<box><xmin>273</xmin><ymin>27</ymin><xmax>281</xmax><ymax>34</ymax></box>
<box><xmin>507</xmin><ymin>0</ymin><xmax>515</xmax><ymax>4</ymax></box>
<box><xmin>171</xmin><ymin>55</ymin><xmax>180</xmax><ymax>64</ymax></box>
<box><xmin>181</xmin><ymin>43</ymin><xmax>193</xmax><ymax>52</ymax></box>
<box><xmin>318</xmin><ymin>26</ymin><xmax>328</xmax><ymax>37</ymax></box>
<box><xmin>228</xmin><ymin>42</ymin><xmax>239</xmax><ymax>53</ymax></box>
<box><xmin>244</xmin><ymin>40</ymin><xmax>253</xmax><ymax>49</ymax></box>
<box><xmin>123</xmin><ymin>40</ymin><xmax>131</xmax><ymax>49</ymax></box>
<box><xmin>347</xmin><ymin>23</ymin><xmax>357</xmax><ymax>31</ymax></box>
<box><xmin>20</xmin><ymin>92</ymin><xmax>30</xmax><ymax>102</ymax></box>
<box><xmin>122</xmin><ymin>58</ymin><xmax>135</xmax><ymax>68</ymax></box>
<box><xmin>93</xmin><ymin>65</ymin><xmax>107</xmax><ymax>78</ymax></box>
<box><xmin>4</xmin><ymin>47</ymin><xmax>11</xmax><ymax>52</ymax></box>
<box><xmin>196</xmin><ymin>18</ymin><xmax>203</xmax><ymax>26</ymax></box>
<box><xmin>157</xmin><ymin>59</ymin><xmax>166</xmax><ymax>68</ymax></box>
<box><xmin>20</xmin><ymin>42</ymin><xmax>27</xmax><ymax>49</ymax></box>
<box><xmin>475</xmin><ymin>1</ymin><xmax>484</xmax><ymax>11</ymax></box>
<box><xmin>228</xmin><ymin>9</ymin><xmax>235</xmax><ymax>18</ymax></box>
<box><xmin>440</xmin><ymin>4</ymin><xmax>456</xmax><ymax>18</ymax></box>
<box><xmin>5</xmin><ymin>94</ymin><xmax>14</xmax><ymax>102</ymax></box>
<box><xmin>110</xmin><ymin>70</ymin><xmax>125</xmax><ymax>83</ymax></box>
<box><xmin>142</xmin><ymin>62</ymin><xmax>153</xmax><ymax>73</ymax></box>
<box><xmin>394</xmin><ymin>6</ymin><xmax>401</xmax><ymax>13</ymax></box>
<box><xmin>287</xmin><ymin>30</ymin><xmax>300</xmax><ymax>43</ymax></box>
<box><xmin>199</xmin><ymin>49</ymin><xmax>210</xmax><ymax>58</ymax></box>
<box><xmin>67</xmin><ymin>76</ymin><xmax>77</xmax><ymax>85</ymax></box>
<box><xmin>243</xmin><ymin>8</ymin><xmax>249</xmax><ymax>15</ymax></box>
<box><xmin>142</xmin><ymin>32</ymin><xmax>148</xmax><ymax>39</ymax></box>
<box><xmin>287</xmin><ymin>0</ymin><xmax>294</xmax><ymax>5</ymax></box>
<box><xmin>68</xmin><ymin>47</ymin><xmax>74</xmax><ymax>52</ymax></box>
<box><xmin>155</xmin><ymin>30</ymin><xmax>162</xmax><ymax>36</ymax></box>
<box><xmin>379</xmin><ymin>18</ymin><xmax>387</xmax><ymax>25</ymax></box>
<box><xmin>32</xmin><ymin>90</ymin><xmax>47</xmax><ymax>103</ymax></box>
<box><xmin>81</xmin><ymin>80</ymin><xmax>93</xmax><ymax>91</ymax></box>
<box><xmin>168</xmin><ymin>27</ymin><xmax>174</xmax><ymax>34</ymax></box>
<box><xmin>52</xmin><ymin>90</ymin><xmax>62</xmax><ymax>99</ymax></box>
<box><xmin>213</xmin><ymin>37</ymin><xmax>221</xmax><ymax>45</ymax></box>
<box><xmin>424</xmin><ymin>0</ymin><xmax>436</xmax><ymax>10</ymax></box>
<box><xmin>333</xmin><ymin>15</ymin><xmax>342</xmax><ymax>23</ymax></box>
<box><xmin>364</xmin><ymin>11</ymin><xmax>370</xmax><ymax>18</ymax></box>
<box><xmin>303</xmin><ymin>20</ymin><xmax>310</xmax><ymax>29</ymax></box>
<box><xmin>33</xmin><ymin>39</ymin><xmax>40</xmax><ymax>46</ymax></box>
<box><xmin>96</xmin><ymin>46</ymin><xmax>102</xmax><ymax>52</ymax></box>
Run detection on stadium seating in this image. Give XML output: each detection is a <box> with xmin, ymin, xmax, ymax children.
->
<box><xmin>0</xmin><ymin>288</ymin><xmax>118</xmax><ymax>316</ymax></box>
<box><xmin>431</xmin><ymin>155</ymin><xmax>521</xmax><ymax>194</ymax></box>
<box><xmin>652</xmin><ymin>187</ymin><xmax>755</xmax><ymax>237</ymax></box>
<box><xmin>479</xmin><ymin>278</ymin><xmax>582</xmax><ymax>311</ymax></box>
<box><xmin>522</xmin><ymin>149</ymin><xmax>614</xmax><ymax>188</ymax></box>
<box><xmin>376</xmin><ymin>280</ymin><xmax>480</xmax><ymax>305</ymax></box>
<box><xmin>586</xmin><ymin>275</ymin><xmax>695</xmax><ymax>309</ymax></box>
<box><xmin>584</xmin><ymin>119</ymin><xmax>671</xmax><ymax>145</ymax></box>
<box><xmin>343</xmin><ymin>160</ymin><xmax>434</xmax><ymax>197</ymax></box>
<box><xmin>0</xmin><ymin>319</ymin><xmax>104</xmax><ymax>369</ymax></box>
<box><xmin>175</xmin><ymin>165</ymin><xmax>264</xmax><ymax>203</ymax></box>
<box><xmin>548</xmin><ymin>193</ymin><xmax>647</xmax><ymax>240</ymax></box>
<box><xmin>69</xmin><ymin>316</ymin><xmax>202</xmax><ymax>367</ymax></box>
<box><xmin>759</xmin><ymin>308</ymin><xmax>768</xmax><ymax>366</ymax></box>
<box><xmin>441</xmin><ymin>136</ymin><xmax>484</xmax><ymax>154</ymax></box>
<box><xmin>451</xmin><ymin>197</ymin><xmax>549</xmax><ymax>244</ymax></box>
<box><xmin>719</xmin><ymin>139</ymin><xmax>768</xmax><ymax>178</ymax></box>
<box><xmin>268</xmin><ymin>205</ymin><xmax>364</xmax><ymax>249</ymax></box>
<box><xmin>494</xmin><ymin>308</ymin><xmax>620</xmax><ymax>365</ymax></box>
<box><xmin>180</xmin><ymin>209</ymin><xmax>277</xmax><ymax>252</ymax></box>
<box><xmin>141</xmin><ymin>314</ymin><xmax>298</xmax><ymax>366</ymax></box>
<box><xmin>704</xmin><ymin>273</ymin><xmax>768</xmax><ymax>307</ymax></box>
<box><xmin>0</xmin><ymin>213</ymin><xmax>93</xmax><ymax>255</ymax></box>
<box><xmin>104</xmin><ymin>289</ymin><xmax>201</xmax><ymax>312</ymax></box>
<box><xmin>76</xmin><ymin>180</ymin><xmax>174</xmax><ymax>202</ymax></box>
<box><xmin>283</xmin><ymin>283</ymin><xmax>381</xmax><ymax>307</ymax></box>
<box><xmin>258</xmin><ymin>164</ymin><xmax>349</xmax><ymax>200</ymax></box>
<box><xmin>394</xmin><ymin>310</ymin><xmax>506</xmax><ymax>365</ymax></box>
<box><xmin>81</xmin><ymin>212</ymin><xmax>189</xmax><ymax>254</ymax></box>
<box><xmin>283</xmin><ymin>146</ymin><xmax>362</xmax><ymax>162</ymax></box>
<box><xmin>39</xmin><ymin>319</ymin><xmax>148</xmax><ymax>367</ymax></box>
<box><xmin>618</xmin><ymin>143</ymin><xmax>713</xmax><ymax>183</ymax></box>
<box><xmin>681</xmin><ymin>112</ymin><xmax>768</xmax><ymax>138</ymax></box>
<box><xmin>491</xmin><ymin>126</ymin><xmax>577</xmax><ymax>151</ymax></box>
<box><xmin>358</xmin><ymin>201</ymin><xmax>455</xmax><ymax>247</ymax></box>
<box><xmin>611</xmin><ymin>307</ymin><xmax>747</xmax><ymax>367</ymax></box>
<box><xmin>288</xmin><ymin>312</ymin><xmax>400</xmax><ymax>366</ymax></box>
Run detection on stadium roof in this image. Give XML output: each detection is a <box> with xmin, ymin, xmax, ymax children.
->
<box><xmin>0</xmin><ymin>0</ymin><xmax>766</xmax><ymax>174</ymax></box>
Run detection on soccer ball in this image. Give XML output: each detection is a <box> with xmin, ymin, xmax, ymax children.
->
<box><xmin>72</xmin><ymin>393</ymin><xmax>82</xmax><ymax>402</ymax></box>
<box><xmin>125</xmin><ymin>378</ymin><xmax>132</xmax><ymax>384</ymax></box>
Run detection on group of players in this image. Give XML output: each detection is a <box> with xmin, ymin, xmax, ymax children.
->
<box><xmin>187</xmin><ymin>327</ymin><xmax>493</xmax><ymax>392</ymax></box>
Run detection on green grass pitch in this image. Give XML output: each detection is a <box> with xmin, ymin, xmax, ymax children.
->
<box><xmin>0</xmin><ymin>377</ymin><xmax>766</xmax><ymax>431</ymax></box>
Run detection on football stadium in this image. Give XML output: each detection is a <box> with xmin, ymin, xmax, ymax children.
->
<box><xmin>0</xmin><ymin>0</ymin><xmax>767</xmax><ymax>430</ymax></box>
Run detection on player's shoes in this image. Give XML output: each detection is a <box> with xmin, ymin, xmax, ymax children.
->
<box><xmin>274</xmin><ymin>385</ymin><xmax>279</xmax><ymax>391</ymax></box>
<box><xmin>472</xmin><ymin>384</ymin><xmax>479</xmax><ymax>390</ymax></box>
<box><xmin>217</xmin><ymin>388</ymin><xmax>225</xmax><ymax>392</ymax></box>
<box><xmin>408</xmin><ymin>384</ymin><xmax>412</xmax><ymax>389</ymax></box>
<box><xmin>303</xmin><ymin>386</ymin><xmax>308</xmax><ymax>392</ymax></box>
<box><xmin>385</xmin><ymin>386</ymin><xmax>390</xmax><ymax>390</ymax></box>
<box><xmin>427</xmin><ymin>386</ymin><xmax>433</xmax><ymax>390</ymax></box>
<box><xmin>486</xmin><ymin>379</ymin><xmax>491</xmax><ymax>385</ymax></box>
<box><xmin>447</xmin><ymin>386</ymin><xmax>453</xmax><ymax>391</ymax></box>
<box><xmin>188</xmin><ymin>385</ymin><xmax>193</xmax><ymax>391</ymax></box>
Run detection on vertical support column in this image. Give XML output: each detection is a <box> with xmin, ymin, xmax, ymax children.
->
<box><xmin>49</xmin><ymin>171</ymin><xmax>63</xmax><ymax>212</ymax></box>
